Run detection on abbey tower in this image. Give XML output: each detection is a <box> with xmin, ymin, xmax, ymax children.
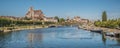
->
<box><xmin>25</xmin><ymin>7</ymin><xmax>45</xmax><ymax>20</ymax></box>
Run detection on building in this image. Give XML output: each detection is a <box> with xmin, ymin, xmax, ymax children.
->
<box><xmin>0</xmin><ymin>16</ymin><xmax>22</xmax><ymax>20</ymax></box>
<box><xmin>25</xmin><ymin>7</ymin><xmax>44</xmax><ymax>20</ymax></box>
<box><xmin>72</xmin><ymin>16</ymin><xmax>89</xmax><ymax>24</ymax></box>
<box><xmin>73</xmin><ymin>16</ymin><xmax>81</xmax><ymax>22</ymax></box>
<box><xmin>43</xmin><ymin>17</ymin><xmax>58</xmax><ymax>22</ymax></box>
<box><xmin>25</xmin><ymin>7</ymin><xmax>58</xmax><ymax>22</ymax></box>
<box><xmin>80</xmin><ymin>19</ymin><xmax>89</xmax><ymax>24</ymax></box>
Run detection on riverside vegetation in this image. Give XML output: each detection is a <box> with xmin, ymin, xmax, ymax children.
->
<box><xmin>94</xmin><ymin>18</ymin><xmax>120</xmax><ymax>29</ymax></box>
<box><xmin>0</xmin><ymin>16</ymin><xmax>65</xmax><ymax>32</ymax></box>
<box><xmin>94</xmin><ymin>11</ymin><xmax>120</xmax><ymax>29</ymax></box>
<box><xmin>0</xmin><ymin>16</ymin><xmax>65</xmax><ymax>27</ymax></box>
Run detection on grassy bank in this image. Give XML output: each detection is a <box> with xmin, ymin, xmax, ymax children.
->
<box><xmin>94</xmin><ymin>18</ymin><xmax>120</xmax><ymax>29</ymax></box>
<box><xmin>0</xmin><ymin>17</ymin><xmax>58</xmax><ymax>32</ymax></box>
<box><xmin>0</xmin><ymin>25</ymin><xmax>49</xmax><ymax>32</ymax></box>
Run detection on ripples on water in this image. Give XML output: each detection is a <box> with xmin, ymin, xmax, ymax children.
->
<box><xmin>0</xmin><ymin>27</ymin><xmax>120</xmax><ymax>48</ymax></box>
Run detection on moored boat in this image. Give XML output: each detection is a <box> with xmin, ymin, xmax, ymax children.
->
<box><xmin>105</xmin><ymin>32</ymin><xmax>120</xmax><ymax>38</ymax></box>
<box><xmin>48</xmin><ymin>25</ymin><xmax>56</xmax><ymax>28</ymax></box>
<box><xmin>90</xmin><ymin>29</ymin><xmax>103</xmax><ymax>33</ymax></box>
<box><xmin>105</xmin><ymin>32</ymin><xmax>115</xmax><ymax>37</ymax></box>
<box><xmin>0</xmin><ymin>30</ymin><xmax>4</xmax><ymax>32</ymax></box>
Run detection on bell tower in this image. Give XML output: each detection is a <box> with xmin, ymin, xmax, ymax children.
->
<box><xmin>28</xmin><ymin>6</ymin><xmax>34</xmax><ymax>18</ymax></box>
<box><xmin>29</xmin><ymin>6</ymin><xmax>33</xmax><ymax>11</ymax></box>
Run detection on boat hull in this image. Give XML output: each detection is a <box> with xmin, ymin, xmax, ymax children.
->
<box><xmin>90</xmin><ymin>30</ymin><xmax>103</xmax><ymax>33</ymax></box>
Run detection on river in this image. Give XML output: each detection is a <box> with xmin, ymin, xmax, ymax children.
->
<box><xmin>0</xmin><ymin>26</ymin><xmax>120</xmax><ymax>48</ymax></box>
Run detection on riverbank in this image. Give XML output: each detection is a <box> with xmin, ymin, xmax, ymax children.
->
<box><xmin>97</xmin><ymin>27</ymin><xmax>120</xmax><ymax>33</ymax></box>
<box><xmin>0</xmin><ymin>25</ymin><xmax>48</xmax><ymax>33</ymax></box>
<box><xmin>78</xmin><ymin>25</ymin><xmax>120</xmax><ymax>33</ymax></box>
<box><xmin>0</xmin><ymin>24</ymin><xmax>63</xmax><ymax>33</ymax></box>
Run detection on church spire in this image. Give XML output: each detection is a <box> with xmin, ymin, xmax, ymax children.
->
<box><xmin>29</xmin><ymin>6</ymin><xmax>33</xmax><ymax>11</ymax></box>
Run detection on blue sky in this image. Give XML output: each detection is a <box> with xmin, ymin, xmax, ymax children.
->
<box><xmin>0</xmin><ymin>0</ymin><xmax>120</xmax><ymax>20</ymax></box>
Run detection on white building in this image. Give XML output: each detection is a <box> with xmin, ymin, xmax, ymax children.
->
<box><xmin>73</xmin><ymin>16</ymin><xmax>89</xmax><ymax>24</ymax></box>
<box><xmin>43</xmin><ymin>17</ymin><xmax>58</xmax><ymax>22</ymax></box>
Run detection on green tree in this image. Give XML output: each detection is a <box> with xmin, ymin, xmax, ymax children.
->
<box><xmin>24</xmin><ymin>17</ymin><xmax>32</xmax><ymax>20</ymax></box>
<box><xmin>102</xmin><ymin>11</ymin><xmax>107</xmax><ymax>21</ymax></box>
<box><xmin>0</xmin><ymin>18</ymin><xmax>11</xmax><ymax>27</ymax></box>
<box><xmin>59</xmin><ymin>18</ymin><xmax>65</xmax><ymax>22</ymax></box>
<box><xmin>54</xmin><ymin>16</ymin><xmax>59</xmax><ymax>22</ymax></box>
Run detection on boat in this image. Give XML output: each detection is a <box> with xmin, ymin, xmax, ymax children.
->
<box><xmin>105</xmin><ymin>32</ymin><xmax>115</xmax><ymax>37</ymax></box>
<box><xmin>48</xmin><ymin>25</ymin><xmax>56</xmax><ymax>28</ymax></box>
<box><xmin>105</xmin><ymin>32</ymin><xmax>120</xmax><ymax>38</ymax></box>
<box><xmin>0</xmin><ymin>30</ymin><xmax>4</xmax><ymax>32</ymax></box>
<box><xmin>78</xmin><ymin>26</ymin><xmax>82</xmax><ymax>29</ymax></box>
<box><xmin>90</xmin><ymin>29</ymin><xmax>103</xmax><ymax>33</ymax></box>
<box><xmin>78</xmin><ymin>26</ymin><xmax>85</xmax><ymax>29</ymax></box>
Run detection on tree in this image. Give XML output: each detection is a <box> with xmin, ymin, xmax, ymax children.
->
<box><xmin>102</xmin><ymin>11</ymin><xmax>107</xmax><ymax>21</ymax></box>
<box><xmin>118</xmin><ymin>18</ymin><xmax>120</xmax><ymax>27</ymax></box>
<box><xmin>54</xmin><ymin>16</ymin><xmax>59</xmax><ymax>22</ymax></box>
<box><xmin>59</xmin><ymin>18</ymin><xmax>65</xmax><ymax>22</ymax></box>
<box><xmin>24</xmin><ymin>17</ymin><xmax>32</xmax><ymax>20</ymax></box>
<box><xmin>0</xmin><ymin>18</ymin><xmax>11</xmax><ymax>27</ymax></box>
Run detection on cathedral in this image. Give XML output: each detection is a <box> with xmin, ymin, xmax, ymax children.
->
<box><xmin>25</xmin><ymin>7</ymin><xmax>45</xmax><ymax>20</ymax></box>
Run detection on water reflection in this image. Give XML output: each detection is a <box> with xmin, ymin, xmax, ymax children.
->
<box><xmin>0</xmin><ymin>27</ymin><xmax>120</xmax><ymax>48</ymax></box>
<box><xmin>108</xmin><ymin>36</ymin><xmax>120</xmax><ymax>46</ymax></box>
<box><xmin>0</xmin><ymin>32</ymin><xmax>12</xmax><ymax>48</ymax></box>
<box><xmin>0</xmin><ymin>33</ymin><xmax>6</xmax><ymax>48</ymax></box>
<box><xmin>57</xmin><ymin>32</ymin><xmax>93</xmax><ymax>39</ymax></box>
<box><xmin>102</xmin><ymin>32</ymin><xmax>107</xmax><ymax>45</ymax></box>
<box><xmin>27</xmin><ymin>32</ymin><xmax>43</xmax><ymax>48</ymax></box>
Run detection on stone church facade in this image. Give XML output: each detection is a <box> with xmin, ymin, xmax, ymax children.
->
<box><xmin>25</xmin><ymin>7</ymin><xmax>44</xmax><ymax>20</ymax></box>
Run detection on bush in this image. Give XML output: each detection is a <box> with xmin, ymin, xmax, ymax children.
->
<box><xmin>94</xmin><ymin>18</ymin><xmax>120</xmax><ymax>28</ymax></box>
<box><xmin>0</xmin><ymin>18</ymin><xmax>11</xmax><ymax>27</ymax></box>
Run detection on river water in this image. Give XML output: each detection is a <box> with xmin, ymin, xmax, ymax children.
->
<box><xmin>0</xmin><ymin>27</ymin><xmax>120</xmax><ymax>48</ymax></box>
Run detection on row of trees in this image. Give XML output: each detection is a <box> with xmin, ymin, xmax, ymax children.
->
<box><xmin>94</xmin><ymin>11</ymin><xmax>120</xmax><ymax>28</ymax></box>
<box><xmin>54</xmin><ymin>16</ymin><xmax>65</xmax><ymax>23</ymax></box>
<box><xmin>94</xmin><ymin>19</ymin><xmax>120</xmax><ymax>28</ymax></box>
<box><xmin>0</xmin><ymin>18</ymin><xmax>55</xmax><ymax>27</ymax></box>
<box><xmin>0</xmin><ymin>16</ymin><xmax>66</xmax><ymax>27</ymax></box>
